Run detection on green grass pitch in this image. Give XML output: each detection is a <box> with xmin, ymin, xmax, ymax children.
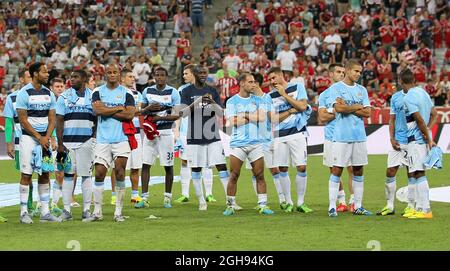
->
<box><xmin>0</xmin><ymin>155</ymin><xmax>449</xmax><ymax>251</ymax></box>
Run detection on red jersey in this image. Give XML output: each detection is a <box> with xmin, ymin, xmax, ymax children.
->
<box><xmin>425</xmin><ymin>84</ymin><xmax>437</xmax><ymax>96</ymax></box>
<box><xmin>393</xmin><ymin>26</ymin><xmax>409</xmax><ymax>45</ymax></box>
<box><xmin>315</xmin><ymin>76</ymin><xmax>332</xmax><ymax>94</ymax></box>
<box><xmin>252</xmin><ymin>35</ymin><xmax>265</xmax><ymax>47</ymax></box>
<box><xmin>341</xmin><ymin>13</ymin><xmax>354</xmax><ymax>29</ymax></box>
<box><xmin>217</xmin><ymin>77</ymin><xmax>238</xmax><ymax>100</ymax></box>
<box><xmin>417</xmin><ymin>47</ymin><xmax>432</xmax><ymax>63</ymax></box>
<box><xmin>176</xmin><ymin>38</ymin><xmax>190</xmax><ymax>59</ymax></box>
<box><xmin>413</xmin><ymin>65</ymin><xmax>427</xmax><ymax>83</ymax></box>
<box><xmin>380</xmin><ymin>25</ymin><xmax>394</xmax><ymax>44</ymax></box>
<box><xmin>288</xmin><ymin>21</ymin><xmax>303</xmax><ymax>32</ymax></box>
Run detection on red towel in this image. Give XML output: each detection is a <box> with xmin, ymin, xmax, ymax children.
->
<box><xmin>142</xmin><ymin>116</ymin><xmax>160</xmax><ymax>140</ymax></box>
<box><xmin>122</xmin><ymin>120</ymin><xmax>138</xmax><ymax>150</ymax></box>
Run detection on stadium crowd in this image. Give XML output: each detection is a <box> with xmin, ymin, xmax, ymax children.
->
<box><xmin>194</xmin><ymin>0</ymin><xmax>450</xmax><ymax>108</ymax></box>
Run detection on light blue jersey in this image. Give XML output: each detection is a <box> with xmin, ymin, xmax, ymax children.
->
<box><xmin>389</xmin><ymin>90</ymin><xmax>408</xmax><ymax>145</ymax></box>
<box><xmin>92</xmin><ymin>84</ymin><xmax>135</xmax><ymax>144</ymax></box>
<box><xmin>127</xmin><ymin>88</ymin><xmax>142</xmax><ymax>135</ymax></box>
<box><xmin>3</xmin><ymin>91</ymin><xmax>22</xmax><ymax>150</ymax></box>
<box><xmin>15</xmin><ymin>83</ymin><xmax>56</xmax><ymax>136</ymax></box>
<box><xmin>403</xmin><ymin>86</ymin><xmax>433</xmax><ymax>144</ymax></box>
<box><xmin>226</xmin><ymin>94</ymin><xmax>263</xmax><ymax>148</ymax></box>
<box><xmin>177</xmin><ymin>83</ymin><xmax>190</xmax><ymax>136</ymax></box>
<box><xmin>318</xmin><ymin>87</ymin><xmax>336</xmax><ymax>141</ymax></box>
<box><xmin>328</xmin><ymin>81</ymin><xmax>370</xmax><ymax>142</ymax></box>
<box><xmin>256</xmin><ymin>94</ymin><xmax>274</xmax><ymax>149</ymax></box>
<box><xmin>56</xmin><ymin>87</ymin><xmax>95</xmax><ymax>149</ymax></box>
<box><xmin>268</xmin><ymin>82</ymin><xmax>309</xmax><ymax>140</ymax></box>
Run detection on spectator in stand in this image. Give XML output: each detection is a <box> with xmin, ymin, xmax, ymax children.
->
<box><xmin>222</xmin><ymin>47</ymin><xmax>241</xmax><ymax>72</ymax></box>
<box><xmin>234</xmin><ymin>9</ymin><xmax>252</xmax><ymax>45</ymax></box>
<box><xmin>133</xmin><ymin>55</ymin><xmax>152</xmax><ymax>93</ymax></box>
<box><xmin>323</xmin><ymin>26</ymin><xmax>342</xmax><ymax>54</ymax></box>
<box><xmin>416</xmin><ymin>41</ymin><xmax>433</xmax><ymax>70</ymax></box>
<box><xmin>50</xmin><ymin>44</ymin><xmax>69</xmax><ymax>72</ymax></box>
<box><xmin>317</xmin><ymin>42</ymin><xmax>334</xmax><ymax>71</ymax></box>
<box><xmin>190</xmin><ymin>0</ymin><xmax>205</xmax><ymax>39</ymax></box>
<box><xmin>370</xmin><ymin>92</ymin><xmax>386</xmax><ymax>109</ymax></box>
<box><xmin>177</xmin><ymin>10</ymin><xmax>193</xmax><ymax>41</ymax></box>
<box><xmin>180</xmin><ymin>46</ymin><xmax>194</xmax><ymax>82</ymax></box>
<box><xmin>71</xmin><ymin>39</ymin><xmax>89</xmax><ymax>68</ymax></box>
<box><xmin>270</xmin><ymin>15</ymin><xmax>286</xmax><ymax>37</ymax></box>
<box><xmin>217</xmin><ymin>68</ymin><xmax>238</xmax><ymax>104</ymax></box>
<box><xmin>425</xmin><ymin>78</ymin><xmax>438</xmax><ymax>101</ymax></box>
<box><xmin>276</xmin><ymin>43</ymin><xmax>297</xmax><ymax>76</ymax></box>
<box><xmin>400</xmin><ymin>43</ymin><xmax>416</xmax><ymax>65</ymax></box>
<box><xmin>214</xmin><ymin>14</ymin><xmax>231</xmax><ymax>36</ymax></box>
<box><xmin>315</xmin><ymin>69</ymin><xmax>332</xmax><ymax>95</ymax></box>
<box><xmin>149</xmin><ymin>47</ymin><xmax>162</xmax><ymax>66</ymax></box>
<box><xmin>142</xmin><ymin>2</ymin><xmax>159</xmax><ymax>39</ymax></box>
<box><xmin>304</xmin><ymin>29</ymin><xmax>321</xmax><ymax>61</ymax></box>
<box><xmin>361</xmin><ymin>62</ymin><xmax>378</xmax><ymax>89</ymax></box>
<box><xmin>91</xmin><ymin>42</ymin><xmax>108</xmax><ymax>64</ymax></box>
<box><xmin>413</xmin><ymin>60</ymin><xmax>428</xmax><ymax>84</ymax></box>
<box><xmin>377</xmin><ymin>58</ymin><xmax>393</xmax><ymax>82</ymax></box>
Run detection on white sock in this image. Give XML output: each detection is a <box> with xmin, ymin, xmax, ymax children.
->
<box><xmin>385</xmin><ymin>177</ymin><xmax>396</xmax><ymax>210</ymax></box>
<box><xmin>226</xmin><ymin>195</ymin><xmax>236</xmax><ymax>207</ymax></box>
<box><xmin>407</xmin><ymin>177</ymin><xmax>416</xmax><ymax>209</ymax></box>
<box><xmin>257</xmin><ymin>193</ymin><xmax>268</xmax><ymax>208</ymax></box>
<box><xmin>202</xmin><ymin>167</ymin><xmax>213</xmax><ymax>196</ymax></box>
<box><xmin>180</xmin><ymin>165</ymin><xmax>191</xmax><ymax>198</ymax></box>
<box><xmin>218</xmin><ymin>171</ymin><xmax>229</xmax><ymax>195</ymax></box>
<box><xmin>252</xmin><ymin>176</ymin><xmax>257</xmax><ymax>195</ymax></box>
<box><xmin>416</xmin><ymin>176</ymin><xmax>431</xmax><ymax>212</ymax></box>
<box><xmin>279</xmin><ymin>172</ymin><xmax>293</xmax><ymax>205</ymax></box>
<box><xmin>329</xmin><ymin>175</ymin><xmax>340</xmax><ymax>210</ymax></box>
<box><xmin>93</xmin><ymin>182</ymin><xmax>104</xmax><ymax>215</ymax></box>
<box><xmin>192</xmin><ymin>171</ymin><xmax>206</xmax><ymax>204</ymax></box>
<box><xmin>62</xmin><ymin>176</ymin><xmax>74</xmax><ymax>212</ymax></box>
<box><xmin>52</xmin><ymin>181</ymin><xmax>62</xmax><ymax>205</ymax></box>
<box><xmin>352</xmin><ymin>176</ymin><xmax>364</xmax><ymax>209</ymax></box>
<box><xmin>337</xmin><ymin>189</ymin><xmax>346</xmax><ymax>205</ymax></box>
<box><xmin>349</xmin><ymin>194</ymin><xmax>355</xmax><ymax>205</ymax></box>
<box><xmin>38</xmin><ymin>183</ymin><xmax>50</xmax><ymax>215</ymax></box>
<box><xmin>20</xmin><ymin>184</ymin><xmax>29</xmax><ymax>215</ymax></box>
<box><xmin>295</xmin><ymin>171</ymin><xmax>307</xmax><ymax>206</ymax></box>
<box><xmin>115</xmin><ymin>181</ymin><xmax>126</xmax><ymax>216</ymax></box>
<box><xmin>81</xmin><ymin>176</ymin><xmax>92</xmax><ymax>212</ymax></box>
<box><xmin>164</xmin><ymin>192</ymin><xmax>172</xmax><ymax>200</ymax></box>
<box><xmin>272</xmin><ymin>173</ymin><xmax>285</xmax><ymax>203</ymax></box>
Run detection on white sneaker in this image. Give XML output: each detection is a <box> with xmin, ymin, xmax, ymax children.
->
<box><xmin>199</xmin><ymin>202</ymin><xmax>207</xmax><ymax>211</ymax></box>
<box><xmin>233</xmin><ymin>204</ymin><xmax>243</xmax><ymax>211</ymax></box>
<box><xmin>71</xmin><ymin>201</ymin><xmax>80</xmax><ymax>208</ymax></box>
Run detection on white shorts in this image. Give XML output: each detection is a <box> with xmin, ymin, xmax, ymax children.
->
<box><xmin>273</xmin><ymin>134</ymin><xmax>307</xmax><ymax>167</ymax></box>
<box><xmin>230</xmin><ymin>144</ymin><xmax>264</xmax><ymax>163</ymax></box>
<box><xmin>143</xmin><ymin>132</ymin><xmax>174</xmax><ymax>166</ymax></box>
<box><xmin>179</xmin><ymin>135</ymin><xmax>188</xmax><ymax>161</ymax></box>
<box><xmin>387</xmin><ymin>144</ymin><xmax>408</xmax><ymax>168</ymax></box>
<box><xmin>245</xmin><ymin>146</ymin><xmax>276</xmax><ymax>170</ymax></box>
<box><xmin>332</xmin><ymin>142</ymin><xmax>368</xmax><ymax>167</ymax></box>
<box><xmin>406</xmin><ymin>142</ymin><xmax>428</xmax><ymax>173</ymax></box>
<box><xmin>323</xmin><ymin>139</ymin><xmax>333</xmax><ymax>167</ymax></box>
<box><xmin>126</xmin><ymin>134</ymin><xmax>143</xmax><ymax>170</ymax></box>
<box><xmin>187</xmin><ymin>140</ymin><xmax>226</xmax><ymax>168</ymax></box>
<box><xmin>94</xmin><ymin>141</ymin><xmax>131</xmax><ymax>169</ymax></box>
<box><xmin>67</xmin><ymin>138</ymin><xmax>95</xmax><ymax>176</ymax></box>
<box><xmin>20</xmin><ymin>135</ymin><xmax>41</xmax><ymax>175</ymax></box>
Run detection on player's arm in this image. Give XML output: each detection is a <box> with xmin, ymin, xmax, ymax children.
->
<box><xmin>246</xmin><ymin>109</ymin><xmax>267</xmax><ymax>123</ymax></box>
<box><xmin>427</xmin><ymin>107</ymin><xmax>438</xmax><ymax>129</ymax></box>
<box><xmin>276</xmin><ymin>84</ymin><xmax>309</xmax><ymax>112</ymax></box>
<box><xmin>92</xmin><ymin>92</ymin><xmax>124</xmax><ymax>117</ymax></box>
<box><xmin>112</xmin><ymin>93</ymin><xmax>136</xmax><ymax>121</ymax></box>
<box><xmin>353</xmin><ymin>106</ymin><xmax>371</xmax><ymax>118</ymax></box>
<box><xmin>318</xmin><ymin>108</ymin><xmax>335</xmax><ymax>123</ymax></box>
<box><xmin>56</xmin><ymin>114</ymin><xmax>65</xmax><ymax>153</ymax></box>
<box><xmin>389</xmin><ymin>114</ymin><xmax>400</xmax><ymax>151</ymax></box>
<box><xmin>333</xmin><ymin>98</ymin><xmax>364</xmax><ymax>113</ymax></box>
<box><xmin>227</xmin><ymin>115</ymin><xmax>249</xmax><ymax>127</ymax></box>
<box><xmin>268</xmin><ymin>108</ymin><xmax>298</xmax><ymax>123</ymax></box>
<box><xmin>17</xmin><ymin>109</ymin><xmax>50</xmax><ymax>150</ymax></box>
<box><xmin>412</xmin><ymin>112</ymin><xmax>436</xmax><ymax>148</ymax></box>
<box><xmin>5</xmin><ymin>117</ymin><xmax>15</xmax><ymax>159</ymax></box>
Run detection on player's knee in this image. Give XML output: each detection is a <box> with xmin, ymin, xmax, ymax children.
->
<box><xmin>386</xmin><ymin>167</ymin><xmax>397</xmax><ymax>177</ymax></box>
<box><xmin>229</xmin><ymin>170</ymin><xmax>240</xmax><ymax>182</ymax></box>
<box><xmin>115</xmin><ymin>168</ymin><xmax>126</xmax><ymax>180</ymax></box>
<box><xmin>297</xmin><ymin>165</ymin><xmax>306</xmax><ymax>173</ymax></box>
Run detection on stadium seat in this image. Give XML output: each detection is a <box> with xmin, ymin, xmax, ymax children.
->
<box><xmin>161</xmin><ymin>30</ymin><xmax>173</xmax><ymax>39</ymax></box>
<box><xmin>157</xmin><ymin>38</ymin><xmax>170</xmax><ymax>47</ymax></box>
<box><xmin>167</xmin><ymin>46</ymin><xmax>177</xmax><ymax>55</ymax></box>
<box><xmin>144</xmin><ymin>38</ymin><xmax>156</xmax><ymax>46</ymax></box>
<box><xmin>155</xmin><ymin>22</ymin><xmax>165</xmax><ymax>31</ymax></box>
<box><xmin>157</xmin><ymin>46</ymin><xmax>167</xmax><ymax>56</ymax></box>
<box><xmin>165</xmin><ymin>21</ymin><xmax>175</xmax><ymax>30</ymax></box>
<box><xmin>125</xmin><ymin>47</ymin><xmax>136</xmax><ymax>55</ymax></box>
<box><xmin>243</xmin><ymin>44</ymin><xmax>254</xmax><ymax>53</ymax></box>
